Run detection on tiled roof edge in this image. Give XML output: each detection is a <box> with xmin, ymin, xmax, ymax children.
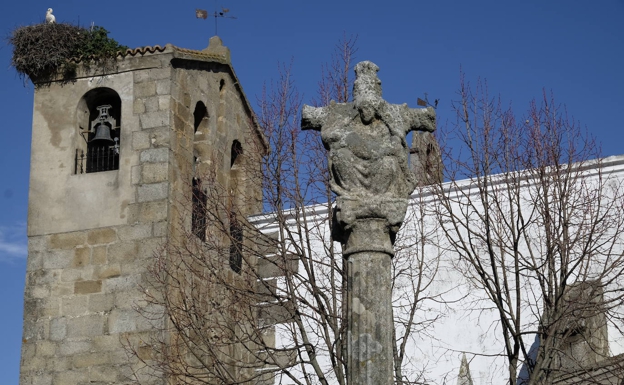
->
<box><xmin>67</xmin><ymin>44</ymin><xmax>170</xmax><ymax>64</ymax></box>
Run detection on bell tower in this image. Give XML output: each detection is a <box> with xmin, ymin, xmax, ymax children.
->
<box><xmin>20</xmin><ymin>37</ymin><xmax>266</xmax><ymax>384</ymax></box>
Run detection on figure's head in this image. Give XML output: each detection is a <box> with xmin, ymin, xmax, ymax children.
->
<box><xmin>353</xmin><ymin>61</ymin><xmax>382</xmax><ymax>101</ymax></box>
<box><xmin>47</xmin><ymin>8</ymin><xmax>53</xmax><ymax>13</ymax></box>
<box><xmin>353</xmin><ymin>61</ymin><xmax>382</xmax><ymax>124</ymax></box>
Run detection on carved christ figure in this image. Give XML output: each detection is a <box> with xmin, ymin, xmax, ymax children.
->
<box><xmin>302</xmin><ymin>61</ymin><xmax>436</xmax><ymax>250</ymax></box>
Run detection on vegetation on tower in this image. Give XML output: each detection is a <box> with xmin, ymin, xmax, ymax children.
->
<box><xmin>9</xmin><ymin>23</ymin><xmax>128</xmax><ymax>85</ymax></box>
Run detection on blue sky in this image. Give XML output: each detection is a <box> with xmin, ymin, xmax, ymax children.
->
<box><xmin>0</xmin><ymin>0</ymin><xmax>623</xmax><ymax>383</ymax></box>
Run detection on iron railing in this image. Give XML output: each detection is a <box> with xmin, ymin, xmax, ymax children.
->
<box><xmin>75</xmin><ymin>146</ymin><xmax>119</xmax><ymax>174</ymax></box>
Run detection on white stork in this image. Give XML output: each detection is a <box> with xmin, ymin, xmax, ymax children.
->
<box><xmin>45</xmin><ymin>8</ymin><xmax>56</xmax><ymax>24</ymax></box>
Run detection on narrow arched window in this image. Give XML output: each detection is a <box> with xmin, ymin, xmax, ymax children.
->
<box><xmin>193</xmin><ymin>101</ymin><xmax>208</xmax><ymax>134</ymax></box>
<box><xmin>229</xmin><ymin>211</ymin><xmax>242</xmax><ymax>274</ymax></box>
<box><xmin>229</xmin><ymin>140</ymin><xmax>244</xmax><ymax>273</ymax></box>
<box><xmin>75</xmin><ymin>88</ymin><xmax>121</xmax><ymax>174</ymax></box>
<box><xmin>192</xmin><ymin>177</ymin><xmax>207</xmax><ymax>241</ymax></box>
<box><xmin>230</xmin><ymin>140</ymin><xmax>242</xmax><ymax>168</ymax></box>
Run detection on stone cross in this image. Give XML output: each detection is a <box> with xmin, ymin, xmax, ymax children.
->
<box><xmin>301</xmin><ymin>61</ymin><xmax>436</xmax><ymax>385</ymax></box>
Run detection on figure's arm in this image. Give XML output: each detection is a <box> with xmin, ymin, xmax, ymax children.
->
<box><xmin>301</xmin><ymin>105</ymin><xmax>329</xmax><ymax>131</ymax></box>
<box><xmin>405</xmin><ymin>105</ymin><xmax>436</xmax><ymax>134</ymax></box>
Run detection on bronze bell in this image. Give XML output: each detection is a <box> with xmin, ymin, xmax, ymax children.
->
<box><xmin>90</xmin><ymin>123</ymin><xmax>114</xmax><ymax>143</ymax></box>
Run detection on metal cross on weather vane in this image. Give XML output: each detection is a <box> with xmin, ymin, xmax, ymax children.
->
<box><xmin>196</xmin><ymin>5</ymin><xmax>237</xmax><ymax>36</ymax></box>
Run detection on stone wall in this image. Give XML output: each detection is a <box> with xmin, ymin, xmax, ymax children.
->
<box><xmin>21</xmin><ymin>42</ymin><xmax>265</xmax><ymax>385</ymax></box>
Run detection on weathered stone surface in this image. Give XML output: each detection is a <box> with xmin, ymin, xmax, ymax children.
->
<box><xmin>50</xmin><ymin>282</ymin><xmax>74</xmax><ymax>297</ymax></box>
<box><xmin>91</xmin><ymin>245</ymin><xmax>108</xmax><ymax>264</ymax></box>
<box><xmin>133</xmin><ymin>98</ymin><xmax>146</xmax><ymax>114</ymax></box>
<box><xmin>53</xmin><ymin>369</ymin><xmax>88</xmax><ymax>384</ymax></box>
<box><xmin>102</xmin><ymin>274</ymin><xmax>141</xmax><ymax>294</ymax></box>
<box><xmin>42</xmin><ymin>249</ymin><xmax>73</xmax><ymax>269</ymax></box>
<box><xmin>301</xmin><ymin>61</ymin><xmax>436</xmax><ymax>385</ymax></box>
<box><xmin>302</xmin><ymin>61</ymin><xmax>436</xmax><ymax>257</ymax></box>
<box><xmin>45</xmin><ymin>355</ymin><xmax>72</xmax><ymax>371</ymax></box>
<box><xmin>117</xmin><ymin>224</ymin><xmax>152</xmax><ymax>241</ymax></box>
<box><xmin>108</xmin><ymin>309</ymin><xmax>137</xmax><ymax>333</ymax></box>
<box><xmin>138</xmin><ymin>182</ymin><xmax>168</xmax><ymax>202</ymax></box>
<box><xmin>73</xmin><ymin>247</ymin><xmax>90</xmax><ymax>268</ymax></box>
<box><xmin>140</xmin><ymin>111</ymin><xmax>170</xmax><ymax>129</ymax></box>
<box><xmin>65</xmin><ymin>315</ymin><xmax>105</xmax><ymax>338</ymax></box>
<box><xmin>138</xmin><ymin>237</ymin><xmax>164</xmax><ymax>259</ymax></box>
<box><xmin>144</xmin><ymin>96</ymin><xmax>160</xmax><ymax>112</ymax></box>
<box><xmin>35</xmin><ymin>341</ymin><xmax>56</xmax><ymax>357</ymax></box>
<box><xmin>158</xmin><ymin>95</ymin><xmax>170</xmax><ymax>111</ymax></box>
<box><xmin>26</xmin><ymin>251</ymin><xmax>43</xmax><ymax>271</ymax></box>
<box><xmin>132</xmin><ymin>131</ymin><xmax>151</xmax><ymax>150</ymax></box>
<box><xmin>152</xmin><ymin>221</ymin><xmax>168</xmax><ymax>237</ymax></box>
<box><xmin>39</xmin><ymin>297</ymin><xmax>61</xmax><ymax>318</ymax></box>
<box><xmin>74</xmin><ymin>280</ymin><xmax>102</xmax><ymax>295</ymax></box>
<box><xmin>73</xmin><ymin>352</ymin><xmax>111</xmax><ymax>368</ymax></box>
<box><xmin>131</xmin><ymin>165</ymin><xmax>142</xmax><ymax>185</ymax></box>
<box><xmin>134</xmin><ymin>67</ymin><xmax>171</xmax><ymax>83</ymax></box>
<box><xmin>23</xmin><ymin>39</ymin><xmax>265</xmax><ymax>385</ymax></box>
<box><xmin>135</xmin><ymin>82</ymin><xmax>156</xmax><ymax>98</ymax></box>
<box><xmin>49</xmin><ymin>318</ymin><xmax>67</xmax><ymax>341</ymax></box>
<box><xmin>95</xmin><ymin>264</ymin><xmax>122</xmax><ymax>280</ymax></box>
<box><xmin>61</xmin><ymin>267</ymin><xmax>86</xmax><ymax>283</ymax></box>
<box><xmin>156</xmin><ymin>80</ymin><xmax>171</xmax><ymax>95</ymax></box>
<box><xmin>107</xmin><ymin>241</ymin><xmax>138</xmax><ymax>263</ymax></box>
<box><xmin>29</xmin><ymin>285</ymin><xmax>50</xmax><ymax>299</ymax></box>
<box><xmin>89</xmin><ymin>293</ymin><xmax>114</xmax><ymax>313</ymax></box>
<box><xmin>48</xmin><ymin>231</ymin><xmax>86</xmax><ymax>250</ymax></box>
<box><xmin>141</xmin><ymin>163</ymin><xmax>168</xmax><ymax>184</ymax></box>
<box><xmin>61</xmin><ymin>295</ymin><xmax>88</xmax><ymax>316</ymax></box>
<box><xmin>87</xmin><ymin>228</ymin><xmax>117</xmax><ymax>245</ymax></box>
<box><xmin>28</xmin><ymin>236</ymin><xmax>47</xmax><ymax>253</ymax></box>
<box><xmin>89</xmin><ymin>365</ymin><xmax>119</xmax><ymax>383</ymax></box>
<box><xmin>147</xmin><ymin>127</ymin><xmax>171</xmax><ymax>147</ymax></box>
<box><xmin>140</xmin><ymin>147</ymin><xmax>169</xmax><ymax>163</ymax></box>
<box><xmin>21</xmin><ymin>373</ymin><xmax>52</xmax><ymax>385</ymax></box>
<box><xmin>58</xmin><ymin>340</ymin><xmax>92</xmax><ymax>356</ymax></box>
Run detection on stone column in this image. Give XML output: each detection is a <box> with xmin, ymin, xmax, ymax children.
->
<box><xmin>346</xmin><ymin>226</ymin><xmax>393</xmax><ymax>385</ymax></box>
<box><xmin>302</xmin><ymin>61</ymin><xmax>436</xmax><ymax>385</ymax></box>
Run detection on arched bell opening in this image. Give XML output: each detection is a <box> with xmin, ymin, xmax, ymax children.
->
<box><xmin>75</xmin><ymin>88</ymin><xmax>122</xmax><ymax>174</ymax></box>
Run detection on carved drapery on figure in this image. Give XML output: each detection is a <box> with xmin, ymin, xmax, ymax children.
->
<box><xmin>301</xmin><ymin>61</ymin><xmax>436</xmax><ymax>256</ymax></box>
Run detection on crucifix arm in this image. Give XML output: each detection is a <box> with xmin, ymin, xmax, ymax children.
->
<box><xmin>405</xmin><ymin>106</ymin><xmax>436</xmax><ymax>134</ymax></box>
<box><xmin>301</xmin><ymin>105</ymin><xmax>329</xmax><ymax>131</ymax></box>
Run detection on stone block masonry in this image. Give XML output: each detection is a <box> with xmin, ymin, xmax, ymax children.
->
<box><xmin>21</xmin><ymin>39</ymin><xmax>266</xmax><ymax>385</ymax></box>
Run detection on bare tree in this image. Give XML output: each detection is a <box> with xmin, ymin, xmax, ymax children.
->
<box><xmin>125</xmin><ymin>36</ymin><xmax>445</xmax><ymax>385</ymax></box>
<box><xmin>433</xmin><ymin>75</ymin><xmax>624</xmax><ymax>384</ymax></box>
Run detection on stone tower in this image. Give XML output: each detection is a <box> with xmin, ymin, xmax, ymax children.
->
<box><xmin>20</xmin><ymin>36</ymin><xmax>266</xmax><ymax>384</ymax></box>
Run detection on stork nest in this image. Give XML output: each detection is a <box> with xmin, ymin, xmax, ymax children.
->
<box><xmin>9</xmin><ymin>22</ymin><xmax>128</xmax><ymax>85</ymax></box>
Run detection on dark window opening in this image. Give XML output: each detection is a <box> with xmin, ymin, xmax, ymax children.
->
<box><xmin>193</xmin><ymin>101</ymin><xmax>208</xmax><ymax>133</ymax></box>
<box><xmin>229</xmin><ymin>141</ymin><xmax>243</xmax><ymax>273</ymax></box>
<box><xmin>231</xmin><ymin>140</ymin><xmax>242</xmax><ymax>168</ymax></box>
<box><xmin>229</xmin><ymin>211</ymin><xmax>243</xmax><ymax>274</ymax></box>
<box><xmin>75</xmin><ymin>88</ymin><xmax>121</xmax><ymax>174</ymax></box>
<box><xmin>192</xmin><ymin>178</ymin><xmax>207</xmax><ymax>241</ymax></box>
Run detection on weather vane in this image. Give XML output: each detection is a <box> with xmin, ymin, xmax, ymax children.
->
<box><xmin>196</xmin><ymin>5</ymin><xmax>237</xmax><ymax>36</ymax></box>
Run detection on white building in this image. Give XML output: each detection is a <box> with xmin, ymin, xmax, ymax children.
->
<box><xmin>250</xmin><ymin>154</ymin><xmax>624</xmax><ymax>385</ymax></box>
